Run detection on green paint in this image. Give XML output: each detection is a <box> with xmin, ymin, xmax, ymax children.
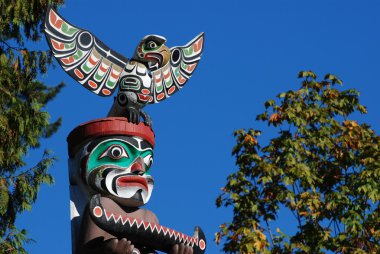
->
<box><xmin>73</xmin><ymin>50</ymin><xmax>83</xmax><ymax>60</ymax></box>
<box><xmin>165</xmin><ymin>78</ymin><xmax>173</xmax><ymax>88</ymax></box>
<box><xmin>106</xmin><ymin>79</ymin><xmax>117</xmax><ymax>89</ymax></box>
<box><xmin>183</xmin><ymin>46</ymin><xmax>194</xmax><ymax>57</ymax></box>
<box><xmin>142</xmin><ymin>44</ymin><xmax>161</xmax><ymax>53</ymax></box>
<box><xmin>61</xmin><ymin>22</ymin><xmax>78</xmax><ymax>36</ymax></box>
<box><xmin>156</xmin><ymin>83</ymin><xmax>163</xmax><ymax>93</ymax></box>
<box><xmin>65</xmin><ymin>42</ymin><xmax>75</xmax><ymax>50</ymax></box>
<box><xmin>95</xmin><ymin>72</ymin><xmax>104</xmax><ymax>82</ymax></box>
<box><xmin>87</xmin><ymin>140</ymin><xmax>153</xmax><ymax>174</ymax></box>
<box><xmin>174</xmin><ymin>67</ymin><xmax>180</xmax><ymax>77</ymax></box>
<box><xmin>82</xmin><ymin>62</ymin><xmax>91</xmax><ymax>73</ymax></box>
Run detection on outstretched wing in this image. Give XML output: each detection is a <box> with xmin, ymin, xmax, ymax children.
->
<box><xmin>150</xmin><ymin>32</ymin><xmax>204</xmax><ymax>103</ymax></box>
<box><xmin>44</xmin><ymin>7</ymin><xmax>128</xmax><ymax>97</ymax></box>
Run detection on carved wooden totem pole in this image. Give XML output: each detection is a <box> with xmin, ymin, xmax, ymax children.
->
<box><xmin>44</xmin><ymin>6</ymin><xmax>205</xmax><ymax>254</ymax></box>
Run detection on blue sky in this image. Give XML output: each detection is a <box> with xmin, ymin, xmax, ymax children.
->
<box><xmin>17</xmin><ymin>0</ymin><xmax>380</xmax><ymax>253</ymax></box>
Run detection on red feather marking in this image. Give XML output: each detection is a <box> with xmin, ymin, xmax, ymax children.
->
<box><xmin>61</xmin><ymin>56</ymin><xmax>74</xmax><ymax>65</ymax></box>
<box><xmin>141</xmin><ymin>89</ymin><xmax>150</xmax><ymax>95</ymax></box>
<box><xmin>88</xmin><ymin>80</ymin><xmax>98</xmax><ymax>89</ymax></box>
<box><xmin>110</xmin><ymin>70</ymin><xmax>120</xmax><ymax>79</ymax></box>
<box><xmin>178</xmin><ymin>75</ymin><xmax>187</xmax><ymax>85</ymax></box>
<box><xmin>50</xmin><ymin>10</ymin><xmax>63</xmax><ymax>29</ymax></box>
<box><xmin>157</xmin><ymin>93</ymin><xmax>165</xmax><ymax>101</ymax></box>
<box><xmin>51</xmin><ymin>39</ymin><xmax>64</xmax><ymax>50</ymax></box>
<box><xmin>194</xmin><ymin>37</ymin><xmax>203</xmax><ymax>53</ymax></box>
<box><xmin>186</xmin><ymin>63</ymin><xmax>197</xmax><ymax>72</ymax></box>
<box><xmin>168</xmin><ymin>86</ymin><xmax>176</xmax><ymax>95</ymax></box>
<box><xmin>102</xmin><ymin>89</ymin><xmax>111</xmax><ymax>96</ymax></box>
<box><xmin>74</xmin><ymin>69</ymin><xmax>84</xmax><ymax>79</ymax></box>
<box><xmin>99</xmin><ymin>63</ymin><xmax>109</xmax><ymax>72</ymax></box>
<box><xmin>89</xmin><ymin>56</ymin><xmax>98</xmax><ymax>65</ymax></box>
<box><xmin>164</xmin><ymin>70</ymin><xmax>171</xmax><ymax>79</ymax></box>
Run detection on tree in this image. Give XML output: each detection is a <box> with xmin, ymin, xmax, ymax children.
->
<box><xmin>216</xmin><ymin>71</ymin><xmax>380</xmax><ymax>253</ymax></box>
<box><xmin>0</xmin><ymin>0</ymin><xmax>64</xmax><ymax>253</ymax></box>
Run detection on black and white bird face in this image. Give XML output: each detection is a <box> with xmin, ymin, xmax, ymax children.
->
<box><xmin>133</xmin><ymin>35</ymin><xmax>171</xmax><ymax>71</ymax></box>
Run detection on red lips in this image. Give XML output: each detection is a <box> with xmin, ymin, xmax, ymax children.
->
<box><xmin>117</xmin><ymin>175</ymin><xmax>148</xmax><ymax>192</ymax></box>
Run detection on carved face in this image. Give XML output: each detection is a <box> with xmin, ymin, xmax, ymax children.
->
<box><xmin>85</xmin><ymin>136</ymin><xmax>154</xmax><ymax>207</ymax></box>
<box><xmin>134</xmin><ymin>34</ymin><xmax>170</xmax><ymax>71</ymax></box>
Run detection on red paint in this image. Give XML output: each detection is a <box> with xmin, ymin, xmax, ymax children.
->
<box><xmin>141</xmin><ymin>89</ymin><xmax>150</xmax><ymax>95</ymax></box>
<box><xmin>138</xmin><ymin>94</ymin><xmax>151</xmax><ymax>102</ymax></box>
<box><xmin>50</xmin><ymin>10</ymin><xmax>63</xmax><ymax>29</ymax></box>
<box><xmin>155</xmin><ymin>76</ymin><xmax>162</xmax><ymax>83</ymax></box>
<box><xmin>117</xmin><ymin>176</ymin><xmax>148</xmax><ymax>192</ymax></box>
<box><xmin>89</xmin><ymin>56</ymin><xmax>98</xmax><ymax>65</ymax></box>
<box><xmin>67</xmin><ymin>118</ymin><xmax>155</xmax><ymax>157</ymax></box>
<box><xmin>168</xmin><ymin>86</ymin><xmax>176</xmax><ymax>95</ymax></box>
<box><xmin>164</xmin><ymin>71</ymin><xmax>171</xmax><ymax>79</ymax></box>
<box><xmin>102</xmin><ymin>89</ymin><xmax>111</xmax><ymax>96</ymax></box>
<box><xmin>187</xmin><ymin>63</ymin><xmax>197</xmax><ymax>72</ymax></box>
<box><xmin>178</xmin><ymin>75</ymin><xmax>186</xmax><ymax>84</ymax></box>
<box><xmin>88</xmin><ymin>80</ymin><xmax>98</xmax><ymax>89</ymax></box>
<box><xmin>93</xmin><ymin>206</ymin><xmax>103</xmax><ymax>217</ymax></box>
<box><xmin>157</xmin><ymin>93</ymin><xmax>165</xmax><ymax>101</ymax></box>
<box><xmin>99</xmin><ymin>64</ymin><xmax>109</xmax><ymax>72</ymax></box>
<box><xmin>51</xmin><ymin>39</ymin><xmax>64</xmax><ymax>50</ymax></box>
<box><xmin>110</xmin><ymin>70</ymin><xmax>120</xmax><ymax>79</ymax></box>
<box><xmin>199</xmin><ymin>239</ymin><xmax>206</xmax><ymax>250</ymax></box>
<box><xmin>74</xmin><ymin>69</ymin><xmax>84</xmax><ymax>79</ymax></box>
<box><xmin>143</xmin><ymin>221</ymin><xmax>151</xmax><ymax>229</ymax></box>
<box><xmin>131</xmin><ymin>161</ymin><xmax>143</xmax><ymax>172</ymax></box>
<box><xmin>61</xmin><ymin>56</ymin><xmax>74</xmax><ymax>65</ymax></box>
<box><xmin>194</xmin><ymin>37</ymin><xmax>203</xmax><ymax>53</ymax></box>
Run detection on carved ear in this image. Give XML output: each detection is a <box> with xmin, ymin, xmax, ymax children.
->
<box><xmin>150</xmin><ymin>32</ymin><xmax>205</xmax><ymax>103</ymax></box>
<box><xmin>44</xmin><ymin>7</ymin><xmax>129</xmax><ymax>97</ymax></box>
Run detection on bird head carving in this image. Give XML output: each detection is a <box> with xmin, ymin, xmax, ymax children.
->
<box><xmin>133</xmin><ymin>35</ymin><xmax>171</xmax><ymax>71</ymax></box>
<box><xmin>44</xmin><ymin>7</ymin><xmax>204</xmax><ymax>125</ymax></box>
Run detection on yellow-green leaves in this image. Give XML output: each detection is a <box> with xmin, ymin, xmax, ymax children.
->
<box><xmin>217</xmin><ymin>71</ymin><xmax>380</xmax><ymax>253</ymax></box>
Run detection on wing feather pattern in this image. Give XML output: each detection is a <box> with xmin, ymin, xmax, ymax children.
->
<box><xmin>44</xmin><ymin>7</ymin><xmax>129</xmax><ymax>97</ymax></box>
<box><xmin>150</xmin><ymin>33</ymin><xmax>204</xmax><ymax>103</ymax></box>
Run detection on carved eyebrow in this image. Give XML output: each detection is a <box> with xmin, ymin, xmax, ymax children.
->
<box><xmin>87</xmin><ymin>136</ymin><xmax>151</xmax><ymax>152</ymax></box>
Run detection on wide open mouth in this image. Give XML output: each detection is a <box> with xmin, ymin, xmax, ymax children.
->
<box><xmin>145</xmin><ymin>52</ymin><xmax>163</xmax><ymax>66</ymax></box>
<box><xmin>116</xmin><ymin>175</ymin><xmax>149</xmax><ymax>192</ymax></box>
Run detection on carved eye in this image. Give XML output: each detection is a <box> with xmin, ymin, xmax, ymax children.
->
<box><xmin>100</xmin><ymin>145</ymin><xmax>129</xmax><ymax>160</ymax></box>
<box><xmin>147</xmin><ymin>41</ymin><xmax>157</xmax><ymax>50</ymax></box>
<box><xmin>143</xmin><ymin>154</ymin><xmax>153</xmax><ymax>168</ymax></box>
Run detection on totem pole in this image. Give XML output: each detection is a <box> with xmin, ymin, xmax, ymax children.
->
<box><xmin>44</xmin><ymin>6</ymin><xmax>206</xmax><ymax>254</ymax></box>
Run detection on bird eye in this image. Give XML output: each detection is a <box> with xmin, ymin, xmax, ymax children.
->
<box><xmin>99</xmin><ymin>145</ymin><xmax>129</xmax><ymax>160</ymax></box>
<box><xmin>147</xmin><ymin>41</ymin><xmax>157</xmax><ymax>49</ymax></box>
<box><xmin>143</xmin><ymin>154</ymin><xmax>153</xmax><ymax>168</ymax></box>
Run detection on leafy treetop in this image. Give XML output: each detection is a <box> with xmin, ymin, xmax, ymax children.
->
<box><xmin>216</xmin><ymin>71</ymin><xmax>380</xmax><ymax>254</ymax></box>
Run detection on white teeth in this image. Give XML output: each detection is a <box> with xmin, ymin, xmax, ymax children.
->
<box><xmin>114</xmin><ymin>214</ymin><xmax>122</xmax><ymax>223</ymax></box>
<box><xmin>101</xmin><ymin>207</ymin><xmax>197</xmax><ymax>247</ymax></box>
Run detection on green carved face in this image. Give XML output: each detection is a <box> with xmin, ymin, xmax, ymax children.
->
<box><xmin>85</xmin><ymin>136</ymin><xmax>154</xmax><ymax>207</ymax></box>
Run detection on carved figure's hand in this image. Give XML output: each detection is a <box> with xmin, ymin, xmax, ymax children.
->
<box><xmin>128</xmin><ymin>107</ymin><xmax>140</xmax><ymax>124</ymax></box>
<box><xmin>103</xmin><ymin>238</ymin><xmax>135</xmax><ymax>254</ymax></box>
<box><xmin>169</xmin><ymin>243</ymin><xmax>193</xmax><ymax>254</ymax></box>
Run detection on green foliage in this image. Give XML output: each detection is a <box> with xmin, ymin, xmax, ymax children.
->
<box><xmin>0</xmin><ymin>0</ymin><xmax>64</xmax><ymax>253</ymax></box>
<box><xmin>216</xmin><ymin>71</ymin><xmax>380</xmax><ymax>253</ymax></box>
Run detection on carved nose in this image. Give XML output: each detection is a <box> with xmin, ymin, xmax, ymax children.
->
<box><xmin>131</xmin><ymin>158</ymin><xmax>145</xmax><ymax>175</ymax></box>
